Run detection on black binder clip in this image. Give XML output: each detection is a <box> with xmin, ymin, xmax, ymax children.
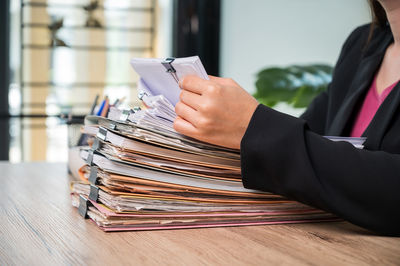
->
<box><xmin>97</xmin><ymin>126</ymin><xmax>107</xmax><ymax>141</ymax></box>
<box><xmin>89</xmin><ymin>184</ymin><xmax>100</xmax><ymax>202</ymax></box>
<box><xmin>162</xmin><ymin>57</ymin><xmax>179</xmax><ymax>83</ymax></box>
<box><xmin>109</xmin><ymin>123</ymin><xmax>116</xmax><ymax>130</ymax></box>
<box><xmin>138</xmin><ymin>91</ymin><xmax>148</xmax><ymax>101</ymax></box>
<box><xmin>119</xmin><ymin>109</ymin><xmax>132</xmax><ymax>122</ymax></box>
<box><xmin>133</xmin><ymin>106</ymin><xmax>141</xmax><ymax>113</ymax></box>
<box><xmin>78</xmin><ymin>195</ymin><xmax>92</xmax><ymax>219</ymax></box>
<box><xmin>88</xmin><ymin>165</ymin><xmax>98</xmax><ymax>185</ymax></box>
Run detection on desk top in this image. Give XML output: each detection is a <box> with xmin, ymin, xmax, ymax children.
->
<box><xmin>0</xmin><ymin>162</ymin><xmax>399</xmax><ymax>265</ymax></box>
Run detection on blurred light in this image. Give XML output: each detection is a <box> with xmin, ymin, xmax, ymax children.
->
<box><xmin>8</xmin><ymin>83</ymin><xmax>21</xmax><ymax>115</ymax></box>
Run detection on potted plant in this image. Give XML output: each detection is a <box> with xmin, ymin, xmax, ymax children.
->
<box><xmin>253</xmin><ymin>64</ymin><xmax>333</xmax><ymax>108</ymax></box>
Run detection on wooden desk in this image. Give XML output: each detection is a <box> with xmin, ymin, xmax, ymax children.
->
<box><xmin>0</xmin><ymin>162</ymin><xmax>399</xmax><ymax>265</ymax></box>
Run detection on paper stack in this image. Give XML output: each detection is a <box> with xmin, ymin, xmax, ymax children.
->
<box><xmin>70</xmin><ymin>56</ymin><xmax>339</xmax><ymax>231</ymax></box>
<box><xmin>324</xmin><ymin>136</ymin><xmax>366</xmax><ymax>149</ymax></box>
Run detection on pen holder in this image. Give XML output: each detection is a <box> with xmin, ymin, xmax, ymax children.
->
<box><xmin>62</xmin><ymin>114</ymin><xmax>88</xmax><ymax>181</ymax></box>
<box><xmin>68</xmin><ymin>124</ymin><xmax>83</xmax><ymax>148</ymax></box>
<box><xmin>63</xmin><ymin>115</ymin><xmax>86</xmax><ymax>147</ymax></box>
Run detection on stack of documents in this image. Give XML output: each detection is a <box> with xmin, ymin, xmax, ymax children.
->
<box><xmin>70</xmin><ymin>56</ymin><xmax>339</xmax><ymax>231</ymax></box>
<box><xmin>324</xmin><ymin>136</ymin><xmax>366</xmax><ymax>149</ymax></box>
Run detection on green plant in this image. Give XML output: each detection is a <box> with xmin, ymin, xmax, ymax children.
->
<box><xmin>253</xmin><ymin>64</ymin><xmax>333</xmax><ymax>108</ymax></box>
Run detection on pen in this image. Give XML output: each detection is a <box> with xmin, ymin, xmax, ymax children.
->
<box><xmin>90</xmin><ymin>94</ymin><xmax>99</xmax><ymax>115</ymax></box>
<box><xmin>113</xmin><ymin>98</ymin><xmax>119</xmax><ymax>107</ymax></box>
<box><xmin>100</xmin><ymin>97</ymin><xmax>109</xmax><ymax>117</ymax></box>
<box><xmin>118</xmin><ymin>96</ymin><xmax>126</xmax><ymax>107</ymax></box>
<box><xmin>96</xmin><ymin>97</ymin><xmax>106</xmax><ymax>116</ymax></box>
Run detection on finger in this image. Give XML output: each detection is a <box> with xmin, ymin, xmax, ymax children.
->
<box><xmin>179</xmin><ymin>75</ymin><xmax>208</xmax><ymax>95</ymax></box>
<box><xmin>173</xmin><ymin>116</ymin><xmax>198</xmax><ymax>138</ymax></box>
<box><xmin>180</xmin><ymin>90</ymin><xmax>202</xmax><ymax>110</ymax></box>
<box><xmin>208</xmin><ymin>75</ymin><xmax>237</xmax><ymax>86</ymax></box>
<box><xmin>175</xmin><ymin>101</ymin><xmax>199</xmax><ymax>126</ymax></box>
<box><xmin>208</xmin><ymin>75</ymin><xmax>219</xmax><ymax>81</ymax></box>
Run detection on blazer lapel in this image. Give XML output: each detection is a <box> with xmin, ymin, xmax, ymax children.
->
<box><xmin>327</xmin><ymin>29</ymin><xmax>393</xmax><ymax>136</ymax></box>
<box><xmin>363</xmin><ymin>83</ymin><xmax>400</xmax><ymax>150</ymax></box>
<box><xmin>327</xmin><ymin>53</ymin><xmax>385</xmax><ymax>136</ymax></box>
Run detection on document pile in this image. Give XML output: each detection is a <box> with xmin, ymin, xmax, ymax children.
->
<box><xmin>324</xmin><ymin>136</ymin><xmax>366</xmax><ymax>149</ymax></box>
<box><xmin>71</xmin><ymin>56</ymin><xmax>338</xmax><ymax>231</ymax></box>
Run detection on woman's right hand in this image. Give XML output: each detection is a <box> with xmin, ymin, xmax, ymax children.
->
<box><xmin>174</xmin><ymin>75</ymin><xmax>259</xmax><ymax>149</ymax></box>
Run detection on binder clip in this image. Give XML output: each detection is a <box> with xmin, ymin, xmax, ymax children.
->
<box><xmin>86</xmin><ymin>150</ymin><xmax>95</xmax><ymax>166</ymax></box>
<box><xmin>162</xmin><ymin>57</ymin><xmax>179</xmax><ymax>83</ymax></box>
<box><xmin>87</xmin><ymin>145</ymin><xmax>100</xmax><ymax>166</ymax></box>
<box><xmin>138</xmin><ymin>91</ymin><xmax>148</xmax><ymax>101</ymax></box>
<box><xmin>89</xmin><ymin>184</ymin><xmax>100</xmax><ymax>202</ymax></box>
<box><xmin>109</xmin><ymin>123</ymin><xmax>116</xmax><ymax>130</ymax></box>
<box><xmin>91</xmin><ymin>138</ymin><xmax>100</xmax><ymax>151</ymax></box>
<box><xmin>78</xmin><ymin>195</ymin><xmax>92</xmax><ymax>219</ymax></box>
<box><xmin>88</xmin><ymin>165</ymin><xmax>98</xmax><ymax>185</ymax></box>
<box><xmin>97</xmin><ymin>126</ymin><xmax>107</xmax><ymax>141</ymax></box>
<box><xmin>133</xmin><ymin>106</ymin><xmax>141</xmax><ymax>113</ymax></box>
<box><xmin>119</xmin><ymin>109</ymin><xmax>131</xmax><ymax>122</ymax></box>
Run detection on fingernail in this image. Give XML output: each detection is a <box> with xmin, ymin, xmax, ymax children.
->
<box><xmin>179</xmin><ymin>77</ymin><xmax>184</xmax><ymax>88</ymax></box>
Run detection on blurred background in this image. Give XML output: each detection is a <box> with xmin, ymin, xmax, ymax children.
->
<box><xmin>0</xmin><ymin>0</ymin><xmax>370</xmax><ymax>162</ymax></box>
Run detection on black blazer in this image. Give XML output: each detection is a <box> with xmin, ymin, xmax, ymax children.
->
<box><xmin>240</xmin><ymin>24</ymin><xmax>400</xmax><ymax>236</ymax></box>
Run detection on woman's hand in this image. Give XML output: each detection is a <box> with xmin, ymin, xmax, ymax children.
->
<box><xmin>173</xmin><ymin>75</ymin><xmax>259</xmax><ymax>149</ymax></box>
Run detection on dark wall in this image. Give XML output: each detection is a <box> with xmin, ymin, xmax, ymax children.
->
<box><xmin>0</xmin><ymin>0</ymin><xmax>10</xmax><ymax>160</ymax></box>
<box><xmin>172</xmin><ymin>0</ymin><xmax>221</xmax><ymax>76</ymax></box>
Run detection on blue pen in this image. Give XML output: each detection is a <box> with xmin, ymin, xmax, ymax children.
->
<box><xmin>96</xmin><ymin>98</ymin><xmax>106</xmax><ymax>116</ymax></box>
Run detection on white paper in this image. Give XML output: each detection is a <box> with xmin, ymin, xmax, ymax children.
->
<box><xmin>130</xmin><ymin>56</ymin><xmax>209</xmax><ymax>106</ymax></box>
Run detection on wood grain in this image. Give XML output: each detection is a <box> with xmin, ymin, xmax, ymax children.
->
<box><xmin>0</xmin><ymin>162</ymin><xmax>399</xmax><ymax>265</ymax></box>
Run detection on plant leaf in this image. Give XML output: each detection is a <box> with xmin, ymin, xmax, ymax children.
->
<box><xmin>253</xmin><ymin>64</ymin><xmax>333</xmax><ymax>108</ymax></box>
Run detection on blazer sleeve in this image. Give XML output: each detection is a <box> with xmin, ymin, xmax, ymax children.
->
<box><xmin>299</xmin><ymin>91</ymin><xmax>328</xmax><ymax>135</ymax></box>
<box><xmin>240</xmin><ymin>104</ymin><xmax>400</xmax><ymax>236</ymax></box>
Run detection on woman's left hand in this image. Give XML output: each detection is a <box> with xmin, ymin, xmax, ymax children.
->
<box><xmin>174</xmin><ymin>75</ymin><xmax>259</xmax><ymax>149</ymax></box>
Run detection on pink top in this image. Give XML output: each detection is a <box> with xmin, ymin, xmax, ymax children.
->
<box><xmin>350</xmin><ymin>77</ymin><xmax>398</xmax><ymax>137</ymax></box>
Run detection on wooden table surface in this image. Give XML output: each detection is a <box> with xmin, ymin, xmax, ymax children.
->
<box><xmin>0</xmin><ymin>162</ymin><xmax>399</xmax><ymax>265</ymax></box>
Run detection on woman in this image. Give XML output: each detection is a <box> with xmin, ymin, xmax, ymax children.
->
<box><xmin>173</xmin><ymin>0</ymin><xmax>400</xmax><ymax>236</ymax></box>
